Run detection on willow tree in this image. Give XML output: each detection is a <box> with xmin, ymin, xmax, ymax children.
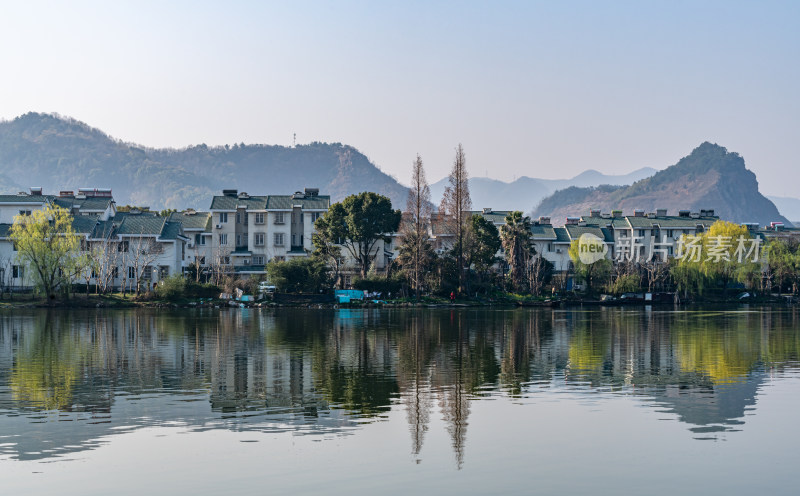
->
<box><xmin>440</xmin><ymin>144</ymin><xmax>471</xmax><ymax>293</ymax></box>
<box><xmin>401</xmin><ymin>154</ymin><xmax>432</xmax><ymax>300</ymax></box>
<box><xmin>10</xmin><ymin>205</ymin><xmax>87</xmax><ymax>300</ymax></box>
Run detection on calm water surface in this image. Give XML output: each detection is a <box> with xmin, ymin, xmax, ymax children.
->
<box><xmin>1</xmin><ymin>307</ymin><xmax>799</xmax><ymax>495</ymax></box>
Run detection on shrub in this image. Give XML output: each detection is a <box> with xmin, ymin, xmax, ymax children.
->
<box><xmin>155</xmin><ymin>274</ymin><xmax>186</xmax><ymax>300</ymax></box>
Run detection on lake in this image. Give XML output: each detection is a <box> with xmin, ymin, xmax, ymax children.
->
<box><xmin>1</xmin><ymin>306</ymin><xmax>799</xmax><ymax>495</ymax></box>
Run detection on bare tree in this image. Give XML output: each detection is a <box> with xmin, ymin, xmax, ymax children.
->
<box><xmin>402</xmin><ymin>154</ymin><xmax>432</xmax><ymax>300</ymax></box>
<box><xmin>128</xmin><ymin>237</ymin><xmax>163</xmax><ymax>296</ymax></box>
<box><xmin>439</xmin><ymin>144</ymin><xmax>471</xmax><ymax>293</ymax></box>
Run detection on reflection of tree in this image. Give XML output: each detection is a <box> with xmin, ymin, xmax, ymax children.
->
<box><xmin>396</xmin><ymin>312</ymin><xmax>435</xmax><ymax>456</ymax></box>
<box><xmin>674</xmin><ymin>313</ymin><xmax>761</xmax><ymax>385</ymax></box>
<box><xmin>10</xmin><ymin>312</ymin><xmax>85</xmax><ymax>410</ymax></box>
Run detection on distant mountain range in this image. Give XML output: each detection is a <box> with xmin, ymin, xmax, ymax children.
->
<box><xmin>0</xmin><ymin>112</ymin><xmax>410</xmax><ymax>210</ymax></box>
<box><xmin>0</xmin><ymin>113</ymin><xmax>796</xmax><ymax>226</ymax></box>
<box><xmin>430</xmin><ymin>168</ymin><xmax>658</xmax><ymax>212</ymax></box>
<box><xmin>532</xmin><ymin>142</ymin><xmax>791</xmax><ymax>227</ymax></box>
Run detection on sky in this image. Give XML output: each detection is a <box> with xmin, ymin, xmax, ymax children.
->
<box><xmin>1</xmin><ymin>0</ymin><xmax>798</xmax><ymax>194</ymax></box>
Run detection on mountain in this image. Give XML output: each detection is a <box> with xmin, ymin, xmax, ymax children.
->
<box><xmin>767</xmin><ymin>196</ymin><xmax>800</xmax><ymax>225</ymax></box>
<box><xmin>0</xmin><ymin>112</ymin><xmax>410</xmax><ymax>210</ymax></box>
<box><xmin>429</xmin><ymin>167</ymin><xmax>658</xmax><ymax>211</ymax></box>
<box><xmin>533</xmin><ymin>142</ymin><xmax>791</xmax><ymax>226</ymax></box>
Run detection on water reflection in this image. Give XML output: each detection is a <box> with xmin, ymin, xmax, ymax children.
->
<box><xmin>1</xmin><ymin>307</ymin><xmax>799</xmax><ymax>463</ymax></box>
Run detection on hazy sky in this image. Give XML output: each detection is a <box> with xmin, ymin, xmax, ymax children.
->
<box><xmin>1</xmin><ymin>0</ymin><xmax>798</xmax><ymax>194</ymax></box>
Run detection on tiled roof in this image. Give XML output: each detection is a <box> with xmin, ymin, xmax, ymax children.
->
<box><xmin>625</xmin><ymin>215</ymin><xmax>718</xmax><ymax>229</ymax></box>
<box><xmin>470</xmin><ymin>210</ymin><xmax>513</xmax><ymax>225</ymax></box>
<box><xmin>265</xmin><ymin>195</ymin><xmax>330</xmax><ymax>210</ymax></box>
<box><xmin>115</xmin><ymin>215</ymin><xmax>166</xmax><ymax>236</ymax></box>
<box><xmin>90</xmin><ymin>220</ymin><xmax>116</xmax><ymax>240</ymax></box>
<box><xmin>0</xmin><ymin>195</ymin><xmax>50</xmax><ymax>204</ymax></box>
<box><xmin>71</xmin><ymin>215</ymin><xmax>100</xmax><ymax>234</ymax></box>
<box><xmin>210</xmin><ymin>193</ymin><xmax>331</xmax><ymax>211</ymax></box>
<box><xmin>530</xmin><ymin>224</ymin><xmax>557</xmax><ymax>240</ymax></box>
<box><xmin>53</xmin><ymin>196</ymin><xmax>113</xmax><ymax>212</ymax></box>
<box><xmin>565</xmin><ymin>225</ymin><xmax>615</xmax><ymax>243</ymax></box>
<box><xmin>160</xmin><ymin>221</ymin><xmax>183</xmax><ymax>240</ymax></box>
<box><xmin>169</xmin><ymin>211</ymin><xmax>212</xmax><ymax>230</ymax></box>
<box><xmin>553</xmin><ymin>227</ymin><xmax>570</xmax><ymax>243</ymax></box>
<box><xmin>209</xmin><ymin>195</ymin><xmax>268</xmax><ymax>211</ymax></box>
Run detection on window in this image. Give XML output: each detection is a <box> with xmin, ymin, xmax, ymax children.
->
<box><xmin>274</xmin><ymin>212</ymin><xmax>285</xmax><ymax>224</ymax></box>
<box><xmin>274</xmin><ymin>233</ymin><xmax>284</xmax><ymax>246</ymax></box>
<box><xmin>236</xmin><ymin>212</ymin><xmax>241</xmax><ymax>224</ymax></box>
<box><xmin>198</xmin><ymin>256</ymin><xmax>206</xmax><ymax>265</ymax></box>
<box><xmin>254</xmin><ymin>212</ymin><xmax>265</xmax><ymax>224</ymax></box>
<box><xmin>219</xmin><ymin>256</ymin><xmax>231</xmax><ymax>265</ymax></box>
<box><xmin>112</xmin><ymin>267</ymin><xmax>119</xmax><ymax>278</ymax></box>
<box><xmin>219</xmin><ymin>234</ymin><xmax>228</xmax><ymax>245</ymax></box>
<box><xmin>311</xmin><ymin>212</ymin><xmax>322</xmax><ymax>223</ymax></box>
<box><xmin>253</xmin><ymin>255</ymin><xmax>265</xmax><ymax>265</ymax></box>
<box><xmin>195</xmin><ymin>234</ymin><xmax>206</xmax><ymax>245</ymax></box>
<box><xmin>254</xmin><ymin>233</ymin><xmax>265</xmax><ymax>246</ymax></box>
<box><xmin>219</xmin><ymin>212</ymin><xmax>228</xmax><ymax>223</ymax></box>
<box><xmin>142</xmin><ymin>266</ymin><xmax>153</xmax><ymax>280</ymax></box>
<box><xmin>236</xmin><ymin>234</ymin><xmax>241</xmax><ymax>247</ymax></box>
<box><xmin>667</xmin><ymin>230</ymin><xmax>674</xmax><ymax>238</ymax></box>
<box><xmin>292</xmin><ymin>234</ymin><xmax>297</xmax><ymax>246</ymax></box>
<box><xmin>118</xmin><ymin>241</ymin><xmax>129</xmax><ymax>252</ymax></box>
<box><xmin>159</xmin><ymin>266</ymin><xmax>169</xmax><ymax>279</ymax></box>
<box><xmin>128</xmin><ymin>266</ymin><xmax>136</xmax><ymax>279</ymax></box>
<box><xmin>12</xmin><ymin>243</ymin><xmax>17</xmax><ymax>252</ymax></box>
<box><xmin>91</xmin><ymin>267</ymin><xmax>99</xmax><ymax>278</ymax></box>
<box><xmin>274</xmin><ymin>256</ymin><xmax>285</xmax><ymax>262</ymax></box>
<box><xmin>18</xmin><ymin>210</ymin><xmax>31</xmax><ymax>216</ymax></box>
<box><xmin>637</xmin><ymin>229</ymin><xmax>646</xmax><ymax>237</ymax></box>
<box><xmin>12</xmin><ymin>265</ymin><xmax>24</xmax><ymax>279</ymax></box>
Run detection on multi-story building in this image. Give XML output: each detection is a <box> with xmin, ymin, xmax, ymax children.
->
<box><xmin>0</xmin><ymin>188</ymin><xmax>188</xmax><ymax>291</ymax></box>
<box><xmin>208</xmin><ymin>188</ymin><xmax>330</xmax><ymax>277</ymax></box>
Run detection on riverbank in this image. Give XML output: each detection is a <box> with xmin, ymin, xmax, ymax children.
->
<box><xmin>0</xmin><ymin>291</ymin><xmax>793</xmax><ymax>310</ymax></box>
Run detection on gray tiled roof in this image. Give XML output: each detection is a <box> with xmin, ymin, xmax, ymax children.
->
<box><xmin>565</xmin><ymin>225</ymin><xmax>615</xmax><ymax>243</ymax></box>
<box><xmin>625</xmin><ymin>215</ymin><xmax>718</xmax><ymax>229</ymax></box>
<box><xmin>553</xmin><ymin>227</ymin><xmax>570</xmax><ymax>243</ymax></box>
<box><xmin>469</xmin><ymin>210</ymin><xmax>513</xmax><ymax>225</ymax></box>
<box><xmin>169</xmin><ymin>211</ymin><xmax>212</xmax><ymax>230</ymax></box>
<box><xmin>0</xmin><ymin>195</ymin><xmax>50</xmax><ymax>204</ymax></box>
<box><xmin>115</xmin><ymin>215</ymin><xmax>167</xmax><ymax>236</ymax></box>
<box><xmin>71</xmin><ymin>215</ymin><xmax>100</xmax><ymax>234</ymax></box>
<box><xmin>530</xmin><ymin>224</ymin><xmax>557</xmax><ymax>240</ymax></box>
<box><xmin>160</xmin><ymin>221</ymin><xmax>183</xmax><ymax>240</ymax></box>
<box><xmin>209</xmin><ymin>195</ymin><xmax>268</xmax><ymax>211</ymax></box>
<box><xmin>90</xmin><ymin>220</ymin><xmax>116</xmax><ymax>240</ymax></box>
<box><xmin>210</xmin><ymin>193</ymin><xmax>331</xmax><ymax>211</ymax></box>
<box><xmin>53</xmin><ymin>196</ymin><xmax>113</xmax><ymax>212</ymax></box>
<box><xmin>265</xmin><ymin>195</ymin><xmax>330</xmax><ymax>210</ymax></box>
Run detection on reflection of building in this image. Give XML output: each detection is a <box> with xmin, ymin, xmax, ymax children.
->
<box><xmin>1</xmin><ymin>307</ymin><xmax>798</xmax><ymax>463</ymax></box>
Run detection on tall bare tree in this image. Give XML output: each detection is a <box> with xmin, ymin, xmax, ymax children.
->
<box><xmin>440</xmin><ymin>144</ymin><xmax>471</xmax><ymax>293</ymax></box>
<box><xmin>402</xmin><ymin>154</ymin><xmax>432</xmax><ymax>300</ymax></box>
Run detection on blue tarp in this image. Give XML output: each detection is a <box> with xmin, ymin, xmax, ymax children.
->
<box><xmin>335</xmin><ymin>290</ymin><xmax>364</xmax><ymax>300</ymax></box>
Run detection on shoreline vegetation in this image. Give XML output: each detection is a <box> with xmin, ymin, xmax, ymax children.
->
<box><xmin>0</xmin><ymin>289</ymin><xmax>793</xmax><ymax>310</ymax></box>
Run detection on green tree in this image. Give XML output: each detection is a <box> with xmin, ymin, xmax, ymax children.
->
<box><xmin>314</xmin><ymin>192</ymin><xmax>401</xmax><ymax>278</ymax></box>
<box><xmin>500</xmin><ymin>211</ymin><xmax>533</xmax><ymax>291</ymax></box>
<box><xmin>267</xmin><ymin>257</ymin><xmax>330</xmax><ymax>293</ymax></box>
<box><xmin>463</xmin><ymin>214</ymin><xmax>501</xmax><ymax>290</ymax></box>
<box><xmin>9</xmin><ymin>205</ymin><xmax>87</xmax><ymax>300</ymax></box>
<box><xmin>568</xmin><ymin>239</ymin><xmax>611</xmax><ymax>294</ymax></box>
